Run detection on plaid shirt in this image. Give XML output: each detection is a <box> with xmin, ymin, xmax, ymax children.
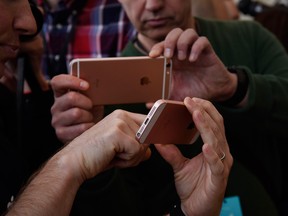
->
<box><xmin>37</xmin><ymin>0</ymin><xmax>136</xmax><ymax>78</ymax></box>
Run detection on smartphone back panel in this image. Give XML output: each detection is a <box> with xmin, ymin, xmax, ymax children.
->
<box><xmin>136</xmin><ymin>99</ymin><xmax>199</xmax><ymax>144</ymax></box>
<box><xmin>70</xmin><ymin>57</ymin><xmax>171</xmax><ymax>105</ymax></box>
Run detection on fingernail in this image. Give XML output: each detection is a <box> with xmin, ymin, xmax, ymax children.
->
<box><xmin>80</xmin><ymin>81</ymin><xmax>89</xmax><ymax>89</ymax></box>
<box><xmin>184</xmin><ymin>97</ymin><xmax>192</xmax><ymax>102</ymax></box>
<box><xmin>192</xmin><ymin>97</ymin><xmax>201</xmax><ymax>103</ymax></box>
<box><xmin>190</xmin><ymin>53</ymin><xmax>196</xmax><ymax>61</ymax></box>
<box><xmin>164</xmin><ymin>48</ymin><xmax>172</xmax><ymax>58</ymax></box>
<box><xmin>150</xmin><ymin>49</ymin><xmax>160</xmax><ymax>57</ymax></box>
<box><xmin>178</xmin><ymin>50</ymin><xmax>186</xmax><ymax>60</ymax></box>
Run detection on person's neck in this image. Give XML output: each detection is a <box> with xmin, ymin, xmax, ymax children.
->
<box><xmin>136</xmin><ymin>17</ymin><xmax>196</xmax><ymax>53</ymax></box>
<box><xmin>136</xmin><ymin>35</ymin><xmax>159</xmax><ymax>54</ymax></box>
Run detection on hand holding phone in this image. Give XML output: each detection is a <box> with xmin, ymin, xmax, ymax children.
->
<box><xmin>136</xmin><ymin>99</ymin><xmax>199</xmax><ymax>144</ymax></box>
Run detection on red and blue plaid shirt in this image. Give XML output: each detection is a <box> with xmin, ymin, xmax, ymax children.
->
<box><xmin>37</xmin><ymin>0</ymin><xmax>136</xmax><ymax>78</ymax></box>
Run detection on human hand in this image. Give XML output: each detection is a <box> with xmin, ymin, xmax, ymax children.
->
<box><xmin>60</xmin><ymin>109</ymin><xmax>151</xmax><ymax>182</ymax></box>
<box><xmin>155</xmin><ymin>97</ymin><xmax>233</xmax><ymax>216</ymax></box>
<box><xmin>6</xmin><ymin>110</ymin><xmax>151</xmax><ymax>216</ymax></box>
<box><xmin>50</xmin><ymin>74</ymin><xmax>104</xmax><ymax>143</ymax></box>
<box><xmin>149</xmin><ymin>28</ymin><xmax>237</xmax><ymax>103</ymax></box>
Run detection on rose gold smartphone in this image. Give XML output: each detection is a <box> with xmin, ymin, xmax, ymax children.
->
<box><xmin>136</xmin><ymin>99</ymin><xmax>199</xmax><ymax>144</ymax></box>
<box><xmin>69</xmin><ymin>56</ymin><xmax>172</xmax><ymax>105</ymax></box>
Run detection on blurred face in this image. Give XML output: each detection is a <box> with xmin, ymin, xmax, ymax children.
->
<box><xmin>118</xmin><ymin>0</ymin><xmax>193</xmax><ymax>42</ymax></box>
<box><xmin>0</xmin><ymin>0</ymin><xmax>37</xmax><ymax>77</ymax></box>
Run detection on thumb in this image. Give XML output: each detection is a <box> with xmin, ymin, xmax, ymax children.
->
<box><xmin>149</xmin><ymin>41</ymin><xmax>165</xmax><ymax>58</ymax></box>
<box><xmin>154</xmin><ymin>144</ymin><xmax>185</xmax><ymax>171</ymax></box>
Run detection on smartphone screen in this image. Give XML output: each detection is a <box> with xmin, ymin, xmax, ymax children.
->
<box><xmin>136</xmin><ymin>99</ymin><xmax>199</xmax><ymax>144</ymax></box>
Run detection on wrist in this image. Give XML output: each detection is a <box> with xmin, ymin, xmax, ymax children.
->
<box><xmin>51</xmin><ymin>148</ymin><xmax>86</xmax><ymax>188</ymax></box>
<box><xmin>220</xmin><ymin>66</ymin><xmax>249</xmax><ymax>107</ymax></box>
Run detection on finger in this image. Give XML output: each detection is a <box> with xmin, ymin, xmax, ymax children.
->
<box><xmin>176</xmin><ymin>28</ymin><xmax>199</xmax><ymax>61</ymax></box>
<box><xmin>145</xmin><ymin>102</ymin><xmax>154</xmax><ymax>109</ymax></box>
<box><xmin>189</xmin><ymin>36</ymin><xmax>213</xmax><ymax>62</ymax></box>
<box><xmin>115</xmin><ymin>142</ymin><xmax>151</xmax><ymax>162</ymax></box>
<box><xmin>118</xmin><ymin>112</ymin><xmax>151</xmax><ymax>162</ymax></box>
<box><xmin>50</xmin><ymin>74</ymin><xmax>89</xmax><ymax>98</ymax></box>
<box><xmin>55</xmin><ymin>122</ymin><xmax>95</xmax><ymax>143</ymax></box>
<box><xmin>104</xmin><ymin>111</ymin><xmax>146</xmax><ymax>145</ymax></box>
<box><xmin>112</xmin><ymin>146</ymin><xmax>151</xmax><ymax>168</ymax></box>
<box><xmin>187</xmin><ymin>97</ymin><xmax>225</xmax><ymax>136</ymax></box>
<box><xmin>123</xmin><ymin>111</ymin><xmax>147</xmax><ymax>127</ymax></box>
<box><xmin>155</xmin><ymin>144</ymin><xmax>186</xmax><ymax>172</ymax></box>
<box><xmin>150</xmin><ymin>28</ymin><xmax>184</xmax><ymax>58</ymax></box>
<box><xmin>191</xmin><ymin>98</ymin><xmax>230</xmax><ymax>156</ymax></box>
<box><xmin>110</xmin><ymin>128</ymin><xmax>151</xmax><ymax>167</ymax></box>
<box><xmin>51</xmin><ymin>91</ymin><xmax>93</xmax><ymax>114</ymax></box>
<box><xmin>184</xmin><ymin>97</ymin><xmax>223</xmax><ymax>152</ymax></box>
<box><xmin>142</xmin><ymin>145</ymin><xmax>152</xmax><ymax>160</ymax></box>
<box><xmin>202</xmin><ymin>143</ymin><xmax>225</xmax><ymax>176</ymax></box>
<box><xmin>52</xmin><ymin>108</ymin><xmax>94</xmax><ymax>128</ymax></box>
<box><xmin>162</xmin><ymin>28</ymin><xmax>184</xmax><ymax>59</ymax></box>
<box><xmin>149</xmin><ymin>41</ymin><xmax>165</xmax><ymax>58</ymax></box>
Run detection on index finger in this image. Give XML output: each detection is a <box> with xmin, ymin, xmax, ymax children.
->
<box><xmin>50</xmin><ymin>74</ymin><xmax>89</xmax><ymax>97</ymax></box>
<box><xmin>185</xmin><ymin>97</ymin><xmax>225</xmax><ymax>132</ymax></box>
<box><xmin>149</xmin><ymin>28</ymin><xmax>184</xmax><ymax>59</ymax></box>
<box><xmin>185</xmin><ymin>97</ymin><xmax>229</xmax><ymax>154</ymax></box>
<box><xmin>124</xmin><ymin>111</ymin><xmax>147</xmax><ymax>127</ymax></box>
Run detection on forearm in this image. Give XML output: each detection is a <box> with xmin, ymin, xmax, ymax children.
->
<box><xmin>250</xmin><ymin>22</ymin><xmax>288</xmax><ymax>114</ymax></box>
<box><xmin>248</xmin><ymin>71</ymin><xmax>288</xmax><ymax>118</ymax></box>
<box><xmin>6</xmin><ymin>152</ymin><xmax>83</xmax><ymax>215</ymax></box>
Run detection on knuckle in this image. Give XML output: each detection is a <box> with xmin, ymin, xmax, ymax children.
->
<box><xmin>55</xmin><ymin>127</ymin><xmax>66</xmax><ymax>140</ymax></box>
<box><xmin>66</xmin><ymin>91</ymin><xmax>78</xmax><ymax>102</ymax></box>
<box><xmin>70</xmin><ymin>108</ymin><xmax>83</xmax><ymax>120</ymax></box>
<box><xmin>111</xmin><ymin>109</ymin><xmax>128</xmax><ymax>119</ymax></box>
